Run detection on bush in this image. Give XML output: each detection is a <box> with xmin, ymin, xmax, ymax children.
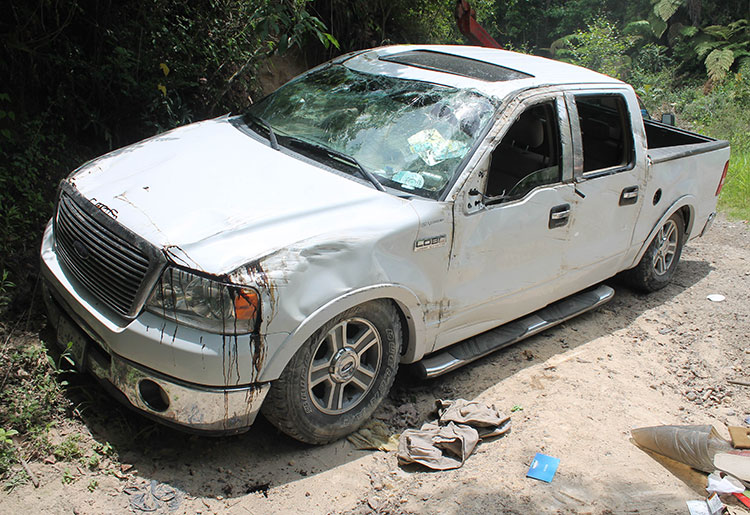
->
<box><xmin>552</xmin><ymin>17</ymin><xmax>636</xmax><ymax>80</ymax></box>
<box><xmin>0</xmin><ymin>1</ymin><xmax>336</xmax><ymax>311</ymax></box>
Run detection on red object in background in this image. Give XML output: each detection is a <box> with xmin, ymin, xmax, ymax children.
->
<box><xmin>715</xmin><ymin>160</ymin><xmax>729</xmax><ymax>196</ymax></box>
<box><xmin>733</xmin><ymin>492</ymin><xmax>750</xmax><ymax>508</ymax></box>
<box><xmin>455</xmin><ymin>0</ymin><xmax>502</xmax><ymax>49</ymax></box>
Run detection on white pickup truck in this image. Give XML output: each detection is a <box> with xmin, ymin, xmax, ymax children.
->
<box><xmin>41</xmin><ymin>45</ymin><xmax>730</xmax><ymax>443</ymax></box>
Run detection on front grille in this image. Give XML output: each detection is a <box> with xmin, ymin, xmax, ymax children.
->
<box><xmin>54</xmin><ymin>184</ymin><xmax>162</xmax><ymax>318</ymax></box>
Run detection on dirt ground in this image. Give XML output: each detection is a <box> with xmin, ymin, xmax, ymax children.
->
<box><xmin>1</xmin><ymin>214</ymin><xmax>749</xmax><ymax>515</ymax></box>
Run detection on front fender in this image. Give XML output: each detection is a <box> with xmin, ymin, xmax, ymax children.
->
<box><xmin>257</xmin><ymin>284</ymin><xmax>427</xmax><ymax>382</ymax></box>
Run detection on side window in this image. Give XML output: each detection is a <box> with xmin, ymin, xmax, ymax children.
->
<box><xmin>485</xmin><ymin>101</ymin><xmax>561</xmax><ymax>200</ymax></box>
<box><xmin>574</xmin><ymin>94</ymin><xmax>634</xmax><ymax>173</ymax></box>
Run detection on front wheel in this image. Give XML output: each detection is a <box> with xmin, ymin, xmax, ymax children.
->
<box><xmin>261</xmin><ymin>300</ymin><xmax>401</xmax><ymax>444</ymax></box>
<box><xmin>624</xmin><ymin>212</ymin><xmax>685</xmax><ymax>292</ymax></box>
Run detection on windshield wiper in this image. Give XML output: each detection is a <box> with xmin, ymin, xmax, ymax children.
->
<box><xmin>245</xmin><ymin>113</ymin><xmax>279</xmax><ymax>150</ymax></box>
<box><xmin>283</xmin><ymin>136</ymin><xmax>386</xmax><ymax>192</ymax></box>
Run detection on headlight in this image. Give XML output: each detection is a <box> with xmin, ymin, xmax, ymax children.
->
<box><xmin>146</xmin><ymin>267</ymin><xmax>260</xmax><ymax>334</ymax></box>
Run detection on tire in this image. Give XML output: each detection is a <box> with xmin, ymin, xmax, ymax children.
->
<box><xmin>624</xmin><ymin>212</ymin><xmax>685</xmax><ymax>292</ymax></box>
<box><xmin>261</xmin><ymin>300</ymin><xmax>401</xmax><ymax>444</ymax></box>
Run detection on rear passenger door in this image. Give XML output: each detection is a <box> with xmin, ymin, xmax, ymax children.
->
<box><xmin>558</xmin><ymin>89</ymin><xmax>646</xmax><ymax>295</ymax></box>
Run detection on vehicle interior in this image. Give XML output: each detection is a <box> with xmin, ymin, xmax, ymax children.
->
<box><xmin>485</xmin><ymin>101</ymin><xmax>562</xmax><ymax>200</ymax></box>
<box><xmin>575</xmin><ymin>95</ymin><xmax>634</xmax><ymax>173</ymax></box>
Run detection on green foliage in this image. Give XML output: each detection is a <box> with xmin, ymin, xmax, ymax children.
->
<box><xmin>630</xmin><ymin>1</ymin><xmax>750</xmax><ymax>81</ymax></box>
<box><xmin>634</xmin><ymin>67</ymin><xmax>750</xmax><ymax>219</ymax></box>
<box><xmin>654</xmin><ymin>0</ymin><xmax>683</xmax><ymax>22</ymax></box>
<box><xmin>92</xmin><ymin>440</ymin><xmax>115</xmax><ymax>459</ymax></box>
<box><xmin>719</xmin><ymin>147</ymin><xmax>750</xmax><ymax>220</ymax></box>
<box><xmin>2</xmin><ymin>469</ymin><xmax>29</xmax><ymax>492</ymax></box>
<box><xmin>61</xmin><ymin>467</ymin><xmax>75</xmax><ymax>485</ymax></box>
<box><xmin>0</xmin><ymin>270</ymin><xmax>14</xmax><ymax>313</ymax></box>
<box><xmin>0</xmin><ymin>428</ymin><xmax>18</xmax><ymax>445</ymax></box>
<box><xmin>0</xmin><ymin>339</ymin><xmax>70</xmax><ymax>476</ymax></box>
<box><xmin>308</xmin><ymin>0</ymin><xmax>462</xmax><ymax>59</ymax></box>
<box><xmin>0</xmin><ymin>428</ymin><xmax>18</xmax><ymax>477</ymax></box>
<box><xmin>552</xmin><ymin>18</ymin><xmax>635</xmax><ymax>79</ymax></box>
<box><xmin>705</xmin><ymin>48</ymin><xmax>736</xmax><ymax>81</ymax></box>
<box><xmin>53</xmin><ymin>434</ymin><xmax>83</xmax><ymax>461</ymax></box>
<box><xmin>0</xmin><ymin>1</ymin><xmax>337</xmax><ymax>312</ymax></box>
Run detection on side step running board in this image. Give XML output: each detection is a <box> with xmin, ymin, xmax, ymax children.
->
<box><xmin>413</xmin><ymin>284</ymin><xmax>615</xmax><ymax>379</ymax></box>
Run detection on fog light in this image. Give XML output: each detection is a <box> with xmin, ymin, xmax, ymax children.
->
<box><xmin>138</xmin><ymin>379</ymin><xmax>169</xmax><ymax>412</ymax></box>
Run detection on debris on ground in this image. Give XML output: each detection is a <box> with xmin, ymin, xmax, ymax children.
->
<box><xmin>631</xmin><ymin>425</ymin><xmax>734</xmax><ymax>474</ymax></box>
<box><xmin>397</xmin><ymin>399</ymin><xmax>510</xmax><ymax>470</ymax></box>
<box><xmin>729</xmin><ymin>426</ymin><xmax>750</xmax><ymax>449</ymax></box>
<box><xmin>706</xmin><ymin>471</ymin><xmax>744</xmax><ymax>495</ymax></box>
<box><xmin>686</xmin><ymin>492</ymin><xmax>723</xmax><ymax>515</ymax></box>
<box><xmin>124</xmin><ymin>479</ymin><xmax>183</xmax><ymax>513</ymax></box>
<box><xmin>526</xmin><ymin>453</ymin><xmax>560</xmax><ymax>483</ymax></box>
<box><xmin>436</xmin><ymin>399</ymin><xmax>511</xmax><ymax>438</ymax></box>
<box><xmin>347</xmin><ymin>420</ymin><xmax>399</xmax><ymax>451</ymax></box>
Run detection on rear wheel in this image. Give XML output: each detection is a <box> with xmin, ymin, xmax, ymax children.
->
<box><xmin>625</xmin><ymin>212</ymin><xmax>685</xmax><ymax>292</ymax></box>
<box><xmin>262</xmin><ymin>300</ymin><xmax>401</xmax><ymax>444</ymax></box>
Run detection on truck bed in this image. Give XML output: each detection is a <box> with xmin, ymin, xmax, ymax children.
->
<box><xmin>644</xmin><ymin>118</ymin><xmax>729</xmax><ymax>163</ymax></box>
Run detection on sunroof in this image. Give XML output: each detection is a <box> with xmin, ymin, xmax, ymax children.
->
<box><xmin>380</xmin><ymin>50</ymin><xmax>533</xmax><ymax>82</ymax></box>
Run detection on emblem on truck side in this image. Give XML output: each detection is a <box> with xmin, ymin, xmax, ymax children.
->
<box><xmin>414</xmin><ymin>235</ymin><xmax>447</xmax><ymax>251</ymax></box>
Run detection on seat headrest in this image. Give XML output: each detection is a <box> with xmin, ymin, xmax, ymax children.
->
<box><xmin>506</xmin><ymin>116</ymin><xmax>544</xmax><ymax>148</ymax></box>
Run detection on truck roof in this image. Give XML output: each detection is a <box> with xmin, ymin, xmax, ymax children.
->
<box><xmin>344</xmin><ymin>45</ymin><xmax>624</xmax><ymax>100</ymax></box>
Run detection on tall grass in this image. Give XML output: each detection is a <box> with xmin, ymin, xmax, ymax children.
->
<box><xmin>718</xmin><ymin>146</ymin><xmax>750</xmax><ymax>220</ymax></box>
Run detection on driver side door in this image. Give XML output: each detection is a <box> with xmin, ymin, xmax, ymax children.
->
<box><xmin>436</xmin><ymin>92</ymin><xmax>575</xmax><ymax>351</ymax></box>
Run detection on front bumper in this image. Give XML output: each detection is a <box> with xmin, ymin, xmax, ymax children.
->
<box><xmin>43</xmin><ymin>283</ymin><xmax>269</xmax><ymax>434</ymax></box>
<box><xmin>40</xmin><ymin>220</ymin><xmax>270</xmax><ymax>434</ymax></box>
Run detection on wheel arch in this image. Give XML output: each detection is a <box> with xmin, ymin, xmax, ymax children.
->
<box><xmin>257</xmin><ymin>284</ymin><xmax>427</xmax><ymax>382</ymax></box>
<box><xmin>629</xmin><ymin>195</ymin><xmax>695</xmax><ymax>269</ymax></box>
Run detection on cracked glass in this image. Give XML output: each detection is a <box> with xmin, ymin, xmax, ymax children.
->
<box><xmin>245</xmin><ymin>65</ymin><xmax>497</xmax><ymax>199</ymax></box>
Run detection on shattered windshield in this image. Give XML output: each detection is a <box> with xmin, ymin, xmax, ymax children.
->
<box><xmin>244</xmin><ymin>65</ymin><xmax>497</xmax><ymax>199</ymax></box>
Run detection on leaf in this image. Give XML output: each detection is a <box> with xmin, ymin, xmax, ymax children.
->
<box><xmin>654</xmin><ymin>0</ymin><xmax>682</xmax><ymax>22</ymax></box>
<box><xmin>324</xmin><ymin>32</ymin><xmax>340</xmax><ymax>50</ymax></box>
<box><xmin>727</xmin><ymin>19</ymin><xmax>749</xmax><ymax>31</ymax></box>
<box><xmin>157</xmin><ymin>84</ymin><xmax>167</xmax><ymax>97</ymax></box>
<box><xmin>624</xmin><ymin>20</ymin><xmax>653</xmax><ymax>37</ymax></box>
<box><xmin>680</xmin><ymin>26</ymin><xmax>699</xmax><ymax>37</ymax></box>
<box><xmin>695</xmin><ymin>40</ymin><xmax>722</xmax><ymax>59</ymax></box>
<box><xmin>159</xmin><ymin>62</ymin><xmax>170</xmax><ymax>76</ymax></box>
<box><xmin>648</xmin><ymin>12</ymin><xmax>668</xmax><ymax>38</ymax></box>
<box><xmin>703</xmin><ymin>25</ymin><xmax>732</xmax><ymax>40</ymax></box>
<box><xmin>705</xmin><ymin>48</ymin><xmax>735</xmax><ymax>81</ymax></box>
<box><xmin>549</xmin><ymin>35</ymin><xmax>575</xmax><ymax>56</ymax></box>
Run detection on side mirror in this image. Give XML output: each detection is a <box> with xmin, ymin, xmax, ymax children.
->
<box><xmin>660</xmin><ymin>113</ymin><xmax>676</xmax><ymax>126</ymax></box>
<box><xmin>469</xmin><ymin>188</ymin><xmax>508</xmax><ymax>206</ymax></box>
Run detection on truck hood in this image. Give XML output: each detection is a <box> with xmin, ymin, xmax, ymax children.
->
<box><xmin>68</xmin><ymin>117</ymin><xmax>418</xmax><ymax>274</ymax></box>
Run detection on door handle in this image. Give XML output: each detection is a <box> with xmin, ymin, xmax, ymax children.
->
<box><xmin>619</xmin><ymin>186</ymin><xmax>639</xmax><ymax>206</ymax></box>
<box><xmin>549</xmin><ymin>203</ymin><xmax>571</xmax><ymax>229</ymax></box>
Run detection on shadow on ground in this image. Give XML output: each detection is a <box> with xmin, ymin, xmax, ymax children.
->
<box><xmin>45</xmin><ymin>257</ymin><xmax>712</xmax><ymax>501</ymax></box>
